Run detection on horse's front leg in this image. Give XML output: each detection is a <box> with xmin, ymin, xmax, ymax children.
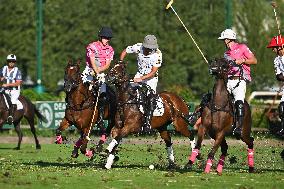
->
<box><xmin>216</xmin><ymin>139</ymin><xmax>228</xmax><ymax>176</ymax></box>
<box><xmin>185</xmin><ymin>125</ymin><xmax>205</xmax><ymax>170</ymax></box>
<box><xmin>104</xmin><ymin>125</ymin><xmax>122</xmax><ymax>169</ymax></box>
<box><xmin>204</xmin><ymin>132</ymin><xmax>225</xmax><ymax>173</ymax></box>
<box><xmin>55</xmin><ymin>117</ymin><xmax>70</xmax><ymax>144</ymax></box>
<box><xmin>104</xmin><ymin>123</ymin><xmax>140</xmax><ymax>169</ymax></box>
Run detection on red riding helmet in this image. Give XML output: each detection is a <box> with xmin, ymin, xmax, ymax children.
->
<box><xmin>267</xmin><ymin>35</ymin><xmax>284</xmax><ymax>48</ymax></box>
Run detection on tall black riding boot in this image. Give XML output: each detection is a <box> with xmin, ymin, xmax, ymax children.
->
<box><xmin>144</xmin><ymin>96</ymin><xmax>156</xmax><ymax>131</ymax></box>
<box><xmin>277</xmin><ymin>102</ymin><xmax>284</xmax><ymax>136</ymax></box>
<box><xmin>233</xmin><ymin>100</ymin><xmax>244</xmax><ymax>139</ymax></box>
<box><xmin>7</xmin><ymin>104</ymin><xmax>17</xmax><ymax>125</ymax></box>
<box><xmin>97</xmin><ymin>93</ymin><xmax>107</xmax><ymax>128</ymax></box>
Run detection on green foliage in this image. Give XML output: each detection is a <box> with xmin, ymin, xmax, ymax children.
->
<box><xmin>0</xmin><ymin>0</ymin><xmax>282</xmax><ymax>97</ymax></box>
<box><xmin>21</xmin><ymin>88</ymin><xmax>60</xmax><ymax>101</ymax></box>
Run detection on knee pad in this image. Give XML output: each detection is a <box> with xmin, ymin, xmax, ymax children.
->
<box><xmin>278</xmin><ymin>102</ymin><xmax>284</xmax><ymax>119</ymax></box>
<box><xmin>235</xmin><ymin>100</ymin><xmax>244</xmax><ymax>117</ymax></box>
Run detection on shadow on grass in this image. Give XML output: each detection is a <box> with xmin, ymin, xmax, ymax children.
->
<box><xmin>21</xmin><ymin>158</ymin><xmax>284</xmax><ymax>174</ymax></box>
<box><xmin>0</xmin><ymin>147</ymin><xmax>17</xmax><ymax>150</ymax></box>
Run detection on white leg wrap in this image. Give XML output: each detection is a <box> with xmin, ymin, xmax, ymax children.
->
<box><xmin>167</xmin><ymin>146</ymin><xmax>175</xmax><ymax>163</ymax></box>
<box><xmin>190</xmin><ymin>137</ymin><xmax>196</xmax><ymax>151</ymax></box>
<box><xmin>106</xmin><ymin>139</ymin><xmax>118</xmax><ymax>153</ymax></box>
<box><xmin>105</xmin><ymin>154</ymin><xmax>115</xmax><ymax>169</ymax></box>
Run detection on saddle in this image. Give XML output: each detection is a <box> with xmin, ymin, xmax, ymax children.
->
<box><xmin>131</xmin><ymin>83</ymin><xmax>164</xmax><ymax>116</ymax></box>
<box><xmin>0</xmin><ymin>90</ymin><xmax>23</xmax><ymax>111</ymax></box>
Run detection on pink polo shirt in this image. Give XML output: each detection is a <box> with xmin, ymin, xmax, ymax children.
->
<box><xmin>225</xmin><ymin>43</ymin><xmax>254</xmax><ymax>81</ymax></box>
<box><xmin>86</xmin><ymin>41</ymin><xmax>114</xmax><ymax>68</ymax></box>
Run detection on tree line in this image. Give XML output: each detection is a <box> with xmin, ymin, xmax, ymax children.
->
<box><xmin>0</xmin><ymin>0</ymin><xmax>283</xmax><ymax>100</ymax></box>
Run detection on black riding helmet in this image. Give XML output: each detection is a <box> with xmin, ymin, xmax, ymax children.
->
<box><xmin>98</xmin><ymin>27</ymin><xmax>113</xmax><ymax>39</ymax></box>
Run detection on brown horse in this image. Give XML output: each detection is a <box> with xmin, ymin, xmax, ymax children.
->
<box><xmin>55</xmin><ymin>59</ymin><xmax>116</xmax><ymax>158</ymax></box>
<box><xmin>185</xmin><ymin>58</ymin><xmax>254</xmax><ymax>175</ymax></box>
<box><xmin>0</xmin><ymin>88</ymin><xmax>47</xmax><ymax>149</ymax></box>
<box><xmin>104</xmin><ymin>62</ymin><xmax>195</xmax><ymax>169</ymax></box>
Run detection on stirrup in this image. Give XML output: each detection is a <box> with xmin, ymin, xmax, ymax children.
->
<box><xmin>7</xmin><ymin>116</ymin><xmax>14</xmax><ymax>124</ymax></box>
<box><xmin>187</xmin><ymin>113</ymin><xmax>198</xmax><ymax>125</ymax></box>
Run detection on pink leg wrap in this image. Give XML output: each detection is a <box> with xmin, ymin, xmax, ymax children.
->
<box><xmin>74</xmin><ymin>138</ymin><xmax>83</xmax><ymax>148</ymax></box>
<box><xmin>216</xmin><ymin>155</ymin><xmax>226</xmax><ymax>173</ymax></box>
<box><xmin>189</xmin><ymin>149</ymin><xmax>199</xmax><ymax>163</ymax></box>
<box><xmin>85</xmin><ymin>150</ymin><xmax>93</xmax><ymax>158</ymax></box>
<box><xmin>56</xmin><ymin>135</ymin><xmax>63</xmax><ymax>144</ymax></box>
<box><xmin>248</xmin><ymin>148</ymin><xmax>254</xmax><ymax>167</ymax></box>
<box><xmin>100</xmin><ymin>134</ymin><xmax>107</xmax><ymax>142</ymax></box>
<box><xmin>204</xmin><ymin>158</ymin><xmax>213</xmax><ymax>173</ymax></box>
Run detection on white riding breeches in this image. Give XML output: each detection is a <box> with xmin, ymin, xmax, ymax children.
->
<box><xmin>134</xmin><ymin>73</ymin><xmax>158</xmax><ymax>93</ymax></box>
<box><xmin>227</xmin><ymin>79</ymin><xmax>246</xmax><ymax>102</ymax></box>
<box><xmin>5</xmin><ymin>89</ymin><xmax>20</xmax><ymax>104</ymax></box>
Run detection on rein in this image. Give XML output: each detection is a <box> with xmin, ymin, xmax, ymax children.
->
<box><xmin>64</xmin><ymin>65</ymin><xmax>95</xmax><ymax>111</ymax></box>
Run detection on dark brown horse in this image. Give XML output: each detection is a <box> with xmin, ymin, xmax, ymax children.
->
<box><xmin>55</xmin><ymin>60</ymin><xmax>116</xmax><ymax>158</ymax></box>
<box><xmin>0</xmin><ymin>88</ymin><xmax>47</xmax><ymax>149</ymax></box>
<box><xmin>186</xmin><ymin>58</ymin><xmax>254</xmax><ymax>175</ymax></box>
<box><xmin>104</xmin><ymin>62</ymin><xmax>195</xmax><ymax>169</ymax></box>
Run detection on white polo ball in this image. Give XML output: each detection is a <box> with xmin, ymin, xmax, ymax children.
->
<box><xmin>149</xmin><ymin>164</ymin><xmax>154</xmax><ymax>170</ymax></box>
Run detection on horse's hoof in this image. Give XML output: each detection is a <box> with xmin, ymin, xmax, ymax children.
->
<box><xmin>184</xmin><ymin>161</ymin><xmax>193</xmax><ymax>170</ymax></box>
<box><xmin>167</xmin><ymin>162</ymin><xmax>177</xmax><ymax>170</ymax></box>
<box><xmin>13</xmin><ymin>147</ymin><xmax>20</xmax><ymax>150</ymax></box>
<box><xmin>196</xmin><ymin>154</ymin><xmax>203</xmax><ymax>160</ymax></box>
<box><xmin>80</xmin><ymin>149</ymin><xmax>86</xmax><ymax>155</ymax></box>
<box><xmin>95</xmin><ymin>144</ymin><xmax>103</xmax><ymax>153</ymax></box>
<box><xmin>216</xmin><ymin>171</ymin><xmax>222</xmax><ymax>176</ymax></box>
<box><xmin>36</xmin><ymin>145</ymin><xmax>41</xmax><ymax>150</ymax></box>
<box><xmin>71</xmin><ymin>152</ymin><xmax>79</xmax><ymax>158</ymax></box>
<box><xmin>249</xmin><ymin>167</ymin><xmax>255</xmax><ymax>173</ymax></box>
<box><xmin>114</xmin><ymin>156</ymin><xmax>119</xmax><ymax>162</ymax></box>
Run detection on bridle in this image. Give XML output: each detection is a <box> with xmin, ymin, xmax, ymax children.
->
<box><xmin>64</xmin><ymin>63</ymin><xmax>95</xmax><ymax>111</ymax></box>
<box><xmin>208</xmin><ymin>58</ymin><xmax>234</xmax><ymax>114</ymax></box>
<box><xmin>64</xmin><ymin>64</ymin><xmax>81</xmax><ymax>93</ymax></box>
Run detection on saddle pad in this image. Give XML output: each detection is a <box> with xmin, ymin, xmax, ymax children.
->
<box><xmin>3</xmin><ymin>95</ymin><xmax>23</xmax><ymax>110</ymax></box>
<box><xmin>139</xmin><ymin>95</ymin><xmax>164</xmax><ymax>116</ymax></box>
<box><xmin>16</xmin><ymin>100</ymin><xmax>23</xmax><ymax>110</ymax></box>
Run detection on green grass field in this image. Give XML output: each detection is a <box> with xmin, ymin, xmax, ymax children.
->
<box><xmin>0</xmin><ymin>138</ymin><xmax>283</xmax><ymax>189</ymax></box>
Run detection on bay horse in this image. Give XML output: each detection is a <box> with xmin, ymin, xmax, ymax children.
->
<box><xmin>55</xmin><ymin>59</ymin><xmax>116</xmax><ymax>158</ymax></box>
<box><xmin>186</xmin><ymin>58</ymin><xmax>254</xmax><ymax>175</ymax></box>
<box><xmin>0</xmin><ymin>88</ymin><xmax>47</xmax><ymax>149</ymax></box>
<box><xmin>104</xmin><ymin>62</ymin><xmax>195</xmax><ymax>169</ymax></box>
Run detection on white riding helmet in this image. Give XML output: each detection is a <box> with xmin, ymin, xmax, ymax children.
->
<box><xmin>7</xmin><ymin>54</ymin><xmax>17</xmax><ymax>62</ymax></box>
<box><xmin>218</xmin><ymin>29</ymin><xmax>236</xmax><ymax>40</ymax></box>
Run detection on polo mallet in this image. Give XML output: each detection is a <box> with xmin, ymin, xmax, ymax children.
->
<box><xmin>85</xmin><ymin>86</ymin><xmax>101</xmax><ymax>141</ymax></box>
<box><xmin>165</xmin><ymin>0</ymin><xmax>208</xmax><ymax>64</ymax></box>
<box><xmin>271</xmin><ymin>2</ymin><xmax>283</xmax><ymax>46</ymax></box>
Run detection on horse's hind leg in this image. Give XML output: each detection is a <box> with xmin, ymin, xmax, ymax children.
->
<box><xmin>26</xmin><ymin>116</ymin><xmax>41</xmax><ymax>149</ymax></box>
<box><xmin>185</xmin><ymin>125</ymin><xmax>205</xmax><ymax>169</ymax></box>
<box><xmin>242</xmin><ymin>125</ymin><xmax>254</xmax><ymax>173</ymax></box>
<box><xmin>159</xmin><ymin>129</ymin><xmax>176</xmax><ymax>169</ymax></box>
<box><xmin>216</xmin><ymin>139</ymin><xmax>228</xmax><ymax>176</ymax></box>
<box><xmin>14</xmin><ymin>122</ymin><xmax>23</xmax><ymax>150</ymax></box>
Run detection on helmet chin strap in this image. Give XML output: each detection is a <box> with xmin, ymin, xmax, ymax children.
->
<box><xmin>225</xmin><ymin>39</ymin><xmax>234</xmax><ymax>48</ymax></box>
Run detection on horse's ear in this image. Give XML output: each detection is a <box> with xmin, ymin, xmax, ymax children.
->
<box><xmin>76</xmin><ymin>59</ymin><xmax>81</xmax><ymax>66</ymax></box>
<box><xmin>67</xmin><ymin>58</ymin><xmax>72</xmax><ymax>65</ymax></box>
